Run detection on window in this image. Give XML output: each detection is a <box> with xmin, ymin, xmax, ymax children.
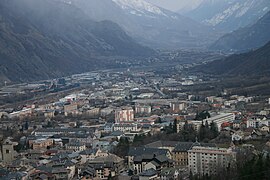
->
<box><xmin>6</xmin><ymin>149</ymin><xmax>9</xmax><ymax>154</ymax></box>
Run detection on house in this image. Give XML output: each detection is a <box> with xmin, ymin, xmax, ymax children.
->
<box><xmin>138</xmin><ymin>168</ymin><xmax>159</xmax><ymax>180</ymax></box>
<box><xmin>129</xmin><ymin>149</ymin><xmax>173</xmax><ymax>174</ymax></box>
<box><xmin>65</xmin><ymin>140</ymin><xmax>86</xmax><ymax>152</ymax></box>
<box><xmin>160</xmin><ymin>168</ymin><xmax>180</xmax><ymax>180</ymax></box>
<box><xmin>231</xmin><ymin>130</ymin><xmax>244</xmax><ymax>141</ymax></box>
<box><xmin>144</xmin><ymin>141</ymin><xmax>179</xmax><ymax>153</ymax></box>
<box><xmin>30</xmin><ymin>138</ymin><xmax>54</xmax><ymax>150</ymax></box>
<box><xmin>103</xmin><ymin>123</ymin><xmax>114</xmax><ymax>133</ymax></box>
<box><xmin>87</xmin><ymin>154</ymin><xmax>125</xmax><ymax>178</ymax></box>
<box><xmin>232</xmin><ymin>120</ymin><xmax>242</xmax><ymax>129</ymax></box>
<box><xmin>79</xmin><ymin>149</ymin><xmax>108</xmax><ymax>164</ymax></box>
<box><xmin>128</xmin><ymin>147</ymin><xmax>171</xmax><ymax>171</ymax></box>
<box><xmin>79</xmin><ymin>164</ymin><xmax>96</xmax><ymax>180</ymax></box>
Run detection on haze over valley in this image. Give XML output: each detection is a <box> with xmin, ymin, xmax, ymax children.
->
<box><xmin>1</xmin><ymin>1</ymin><xmax>270</xmax><ymax>179</ymax></box>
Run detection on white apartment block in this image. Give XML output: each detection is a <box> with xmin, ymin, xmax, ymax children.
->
<box><xmin>113</xmin><ymin>123</ymin><xmax>140</xmax><ymax>132</ymax></box>
<box><xmin>203</xmin><ymin>113</ymin><xmax>235</xmax><ymax>131</ymax></box>
<box><xmin>188</xmin><ymin>146</ymin><xmax>236</xmax><ymax>176</ymax></box>
<box><xmin>115</xmin><ymin>107</ymin><xmax>134</xmax><ymax>123</ymax></box>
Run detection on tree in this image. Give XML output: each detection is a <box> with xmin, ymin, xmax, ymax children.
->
<box><xmin>173</xmin><ymin>119</ymin><xmax>178</xmax><ymax>133</ymax></box>
<box><xmin>210</xmin><ymin>121</ymin><xmax>219</xmax><ymax>139</ymax></box>
<box><xmin>205</xmin><ymin>120</ymin><xmax>209</xmax><ymax>129</ymax></box>
<box><xmin>198</xmin><ymin>122</ymin><xmax>206</xmax><ymax>141</ymax></box>
<box><xmin>195</xmin><ymin>111</ymin><xmax>211</xmax><ymax>120</ymax></box>
<box><xmin>24</xmin><ymin>121</ymin><xmax>29</xmax><ymax>130</ymax></box>
<box><xmin>112</xmin><ymin>137</ymin><xmax>130</xmax><ymax>157</ymax></box>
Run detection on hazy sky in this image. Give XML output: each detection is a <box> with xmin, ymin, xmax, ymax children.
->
<box><xmin>145</xmin><ymin>0</ymin><xmax>203</xmax><ymax>12</ymax></box>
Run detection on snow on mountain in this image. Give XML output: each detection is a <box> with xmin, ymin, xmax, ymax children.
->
<box><xmin>204</xmin><ymin>0</ymin><xmax>259</xmax><ymax>26</ymax></box>
<box><xmin>184</xmin><ymin>0</ymin><xmax>270</xmax><ymax>32</ymax></box>
<box><xmin>204</xmin><ymin>2</ymin><xmax>241</xmax><ymax>26</ymax></box>
<box><xmin>112</xmin><ymin>0</ymin><xmax>167</xmax><ymax>17</ymax></box>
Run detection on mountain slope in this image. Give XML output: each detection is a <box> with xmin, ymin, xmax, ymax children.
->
<box><xmin>69</xmin><ymin>0</ymin><xmax>217</xmax><ymax>49</ymax></box>
<box><xmin>196</xmin><ymin>41</ymin><xmax>270</xmax><ymax>75</ymax></box>
<box><xmin>210</xmin><ymin>11</ymin><xmax>270</xmax><ymax>52</ymax></box>
<box><xmin>0</xmin><ymin>0</ymin><xmax>153</xmax><ymax>83</ymax></box>
<box><xmin>184</xmin><ymin>0</ymin><xmax>270</xmax><ymax>32</ymax></box>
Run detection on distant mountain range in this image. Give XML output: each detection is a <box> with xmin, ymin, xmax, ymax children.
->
<box><xmin>196</xmin><ymin>41</ymin><xmax>270</xmax><ymax>75</ymax></box>
<box><xmin>184</xmin><ymin>0</ymin><xmax>270</xmax><ymax>32</ymax></box>
<box><xmin>0</xmin><ymin>0</ymin><xmax>154</xmax><ymax>83</ymax></box>
<box><xmin>67</xmin><ymin>0</ymin><xmax>217</xmax><ymax>49</ymax></box>
<box><xmin>210</xmin><ymin>11</ymin><xmax>270</xmax><ymax>52</ymax></box>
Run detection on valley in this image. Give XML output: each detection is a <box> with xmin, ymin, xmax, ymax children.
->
<box><xmin>0</xmin><ymin>0</ymin><xmax>270</xmax><ymax>179</ymax></box>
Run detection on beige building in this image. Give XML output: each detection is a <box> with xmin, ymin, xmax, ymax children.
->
<box><xmin>135</xmin><ymin>105</ymin><xmax>152</xmax><ymax>114</ymax></box>
<box><xmin>31</xmin><ymin>138</ymin><xmax>54</xmax><ymax>150</ymax></box>
<box><xmin>188</xmin><ymin>146</ymin><xmax>236</xmax><ymax>176</ymax></box>
<box><xmin>66</xmin><ymin>140</ymin><xmax>86</xmax><ymax>152</ymax></box>
<box><xmin>115</xmin><ymin>107</ymin><xmax>134</xmax><ymax>123</ymax></box>
<box><xmin>170</xmin><ymin>101</ymin><xmax>186</xmax><ymax>113</ymax></box>
<box><xmin>64</xmin><ymin>103</ymin><xmax>78</xmax><ymax>116</ymax></box>
<box><xmin>1</xmin><ymin>137</ymin><xmax>18</xmax><ymax>164</ymax></box>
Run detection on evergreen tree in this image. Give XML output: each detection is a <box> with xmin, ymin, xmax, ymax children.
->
<box><xmin>205</xmin><ymin>120</ymin><xmax>209</xmax><ymax>129</ymax></box>
<box><xmin>210</xmin><ymin>121</ymin><xmax>219</xmax><ymax>138</ymax></box>
<box><xmin>199</xmin><ymin>122</ymin><xmax>206</xmax><ymax>141</ymax></box>
<box><xmin>113</xmin><ymin>137</ymin><xmax>129</xmax><ymax>157</ymax></box>
<box><xmin>173</xmin><ymin>119</ymin><xmax>178</xmax><ymax>133</ymax></box>
<box><xmin>24</xmin><ymin>121</ymin><xmax>29</xmax><ymax>130</ymax></box>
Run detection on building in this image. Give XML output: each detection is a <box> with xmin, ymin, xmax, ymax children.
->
<box><xmin>188</xmin><ymin>146</ymin><xmax>236</xmax><ymax>176</ymax></box>
<box><xmin>128</xmin><ymin>147</ymin><xmax>171</xmax><ymax>172</ymax></box>
<box><xmin>113</xmin><ymin>123</ymin><xmax>140</xmax><ymax>132</ymax></box>
<box><xmin>145</xmin><ymin>141</ymin><xmax>179</xmax><ymax>153</ymax></box>
<box><xmin>170</xmin><ymin>101</ymin><xmax>186</xmax><ymax>113</ymax></box>
<box><xmin>30</xmin><ymin>138</ymin><xmax>54</xmax><ymax>150</ymax></box>
<box><xmin>87</xmin><ymin>154</ymin><xmax>125</xmax><ymax>179</ymax></box>
<box><xmin>139</xmin><ymin>168</ymin><xmax>159</xmax><ymax>180</ymax></box>
<box><xmin>172</xmin><ymin>142</ymin><xmax>216</xmax><ymax>167</ymax></box>
<box><xmin>65</xmin><ymin>140</ymin><xmax>86</xmax><ymax>152</ymax></box>
<box><xmin>1</xmin><ymin>138</ymin><xmax>18</xmax><ymax>164</ymax></box>
<box><xmin>203</xmin><ymin>113</ymin><xmax>235</xmax><ymax>131</ymax></box>
<box><xmin>115</xmin><ymin>107</ymin><xmax>134</xmax><ymax>123</ymax></box>
<box><xmin>34</xmin><ymin>128</ymin><xmax>94</xmax><ymax>137</ymax></box>
<box><xmin>86</xmin><ymin>108</ymin><xmax>100</xmax><ymax>117</ymax></box>
<box><xmin>64</xmin><ymin>103</ymin><xmax>78</xmax><ymax>116</ymax></box>
<box><xmin>135</xmin><ymin>105</ymin><xmax>152</xmax><ymax>114</ymax></box>
<box><xmin>133</xmin><ymin>154</ymin><xmax>174</xmax><ymax>175</ymax></box>
<box><xmin>187</xmin><ymin>113</ymin><xmax>235</xmax><ymax>132</ymax></box>
<box><xmin>247</xmin><ymin>119</ymin><xmax>270</xmax><ymax>128</ymax></box>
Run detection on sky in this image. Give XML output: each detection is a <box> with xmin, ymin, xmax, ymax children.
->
<box><xmin>145</xmin><ymin>0</ymin><xmax>203</xmax><ymax>12</ymax></box>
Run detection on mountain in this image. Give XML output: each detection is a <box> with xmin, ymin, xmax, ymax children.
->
<box><xmin>0</xmin><ymin>0</ymin><xmax>154</xmax><ymax>83</ymax></box>
<box><xmin>210</xmin><ymin>11</ymin><xmax>270</xmax><ymax>52</ymax></box>
<box><xmin>196</xmin><ymin>41</ymin><xmax>270</xmax><ymax>75</ymax></box>
<box><xmin>184</xmin><ymin>0</ymin><xmax>270</xmax><ymax>32</ymax></box>
<box><xmin>68</xmin><ymin>0</ymin><xmax>217</xmax><ymax>49</ymax></box>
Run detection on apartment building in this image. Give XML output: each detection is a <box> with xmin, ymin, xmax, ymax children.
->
<box><xmin>115</xmin><ymin>107</ymin><xmax>134</xmax><ymax>123</ymax></box>
<box><xmin>188</xmin><ymin>146</ymin><xmax>236</xmax><ymax>176</ymax></box>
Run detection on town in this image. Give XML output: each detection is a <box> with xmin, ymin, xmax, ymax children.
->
<box><xmin>0</xmin><ymin>67</ymin><xmax>270</xmax><ymax>180</ymax></box>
